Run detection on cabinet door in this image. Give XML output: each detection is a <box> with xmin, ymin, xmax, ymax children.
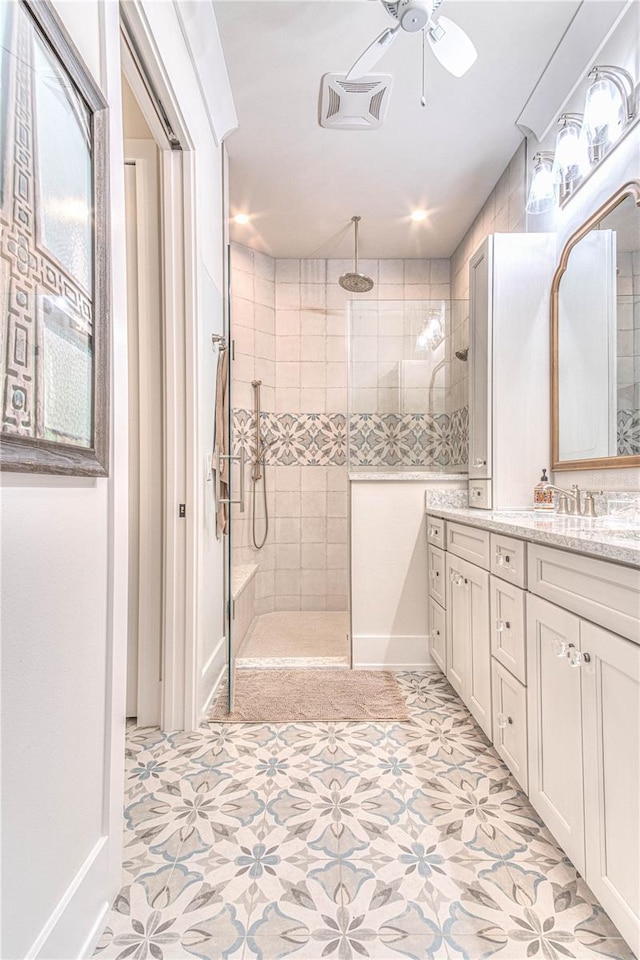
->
<box><xmin>428</xmin><ymin>596</ymin><xmax>446</xmax><ymax>675</ymax></box>
<box><xmin>465</xmin><ymin>556</ymin><xmax>492</xmax><ymax>739</ymax></box>
<box><xmin>428</xmin><ymin>545</ymin><xmax>446</xmax><ymax>607</ymax></box>
<box><xmin>492</xmin><ymin>658</ymin><xmax>528</xmax><ymax>793</ymax></box>
<box><xmin>527</xmin><ymin>595</ymin><xmax>585</xmax><ymax>873</ymax></box>
<box><xmin>446</xmin><ymin>554</ymin><xmax>468</xmax><ymax>699</ymax></box>
<box><xmin>469</xmin><ymin>237</ymin><xmax>493</xmax><ymax>479</ymax></box>
<box><xmin>490</xmin><ymin>576</ymin><xmax>526</xmax><ymax>684</ymax></box>
<box><xmin>581</xmin><ymin>621</ymin><xmax>640</xmax><ymax>953</ymax></box>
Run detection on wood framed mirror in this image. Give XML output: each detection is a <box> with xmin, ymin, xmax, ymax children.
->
<box><xmin>552</xmin><ymin>180</ymin><xmax>640</xmax><ymax>471</ymax></box>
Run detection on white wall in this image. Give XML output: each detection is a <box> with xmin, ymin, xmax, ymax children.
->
<box><xmin>0</xmin><ymin>1</ymin><xmax>232</xmax><ymax>956</ymax></box>
<box><xmin>0</xmin><ymin>2</ymin><xmax>128</xmax><ymax>957</ymax></box>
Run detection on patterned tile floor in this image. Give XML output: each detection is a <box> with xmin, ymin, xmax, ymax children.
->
<box><xmin>94</xmin><ymin>672</ymin><xmax>634</xmax><ymax>960</ymax></box>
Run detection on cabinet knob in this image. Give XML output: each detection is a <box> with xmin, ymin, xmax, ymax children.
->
<box><xmin>474</xmin><ymin>457</ymin><xmax>486</xmax><ymax>466</ymax></box>
<box><xmin>568</xmin><ymin>649</ymin><xmax>591</xmax><ymax>668</ymax></box>
<box><xmin>496</xmin><ymin>619</ymin><xmax>511</xmax><ymax>632</ymax></box>
<box><xmin>552</xmin><ymin>638</ymin><xmax>573</xmax><ymax>658</ymax></box>
<box><xmin>497</xmin><ymin>713</ymin><xmax>513</xmax><ymax>728</ymax></box>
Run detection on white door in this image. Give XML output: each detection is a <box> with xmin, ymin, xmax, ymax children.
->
<box><xmin>527</xmin><ymin>595</ymin><xmax>585</xmax><ymax>873</ymax></box>
<box><xmin>124</xmin><ymin>139</ymin><xmax>164</xmax><ymax>726</ymax></box>
<box><xmin>446</xmin><ymin>554</ymin><xmax>468</xmax><ymax>698</ymax></box>
<box><xmin>581</xmin><ymin>620</ymin><xmax>640</xmax><ymax>954</ymax></box>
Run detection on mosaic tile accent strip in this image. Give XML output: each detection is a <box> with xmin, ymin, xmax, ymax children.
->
<box><xmin>426</xmin><ymin>487</ymin><xmax>469</xmax><ymax>509</ymax></box>
<box><xmin>233</xmin><ymin>410</ymin><xmax>346</xmax><ymax>466</ymax></box>
<box><xmin>617</xmin><ymin>409</ymin><xmax>640</xmax><ymax>456</ymax></box>
<box><xmin>232</xmin><ymin>408</ymin><xmax>469</xmax><ymax>468</ymax></box>
<box><xmin>349</xmin><ymin>408</ymin><xmax>469</xmax><ymax>468</ymax></box>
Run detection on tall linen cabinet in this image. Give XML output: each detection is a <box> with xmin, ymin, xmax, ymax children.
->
<box><xmin>468</xmin><ymin>233</ymin><xmax>555</xmax><ymax>509</ymax></box>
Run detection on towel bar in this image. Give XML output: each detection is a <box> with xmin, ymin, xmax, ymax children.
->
<box><xmin>211</xmin><ymin>333</ymin><xmax>227</xmax><ymax>350</ymax></box>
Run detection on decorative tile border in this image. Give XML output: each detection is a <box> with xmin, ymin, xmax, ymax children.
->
<box><xmin>233</xmin><ymin>410</ymin><xmax>347</xmax><ymax>466</ymax></box>
<box><xmin>349</xmin><ymin>408</ymin><xmax>468</xmax><ymax>467</ymax></box>
<box><xmin>617</xmin><ymin>409</ymin><xmax>640</xmax><ymax>456</ymax></box>
<box><xmin>232</xmin><ymin>407</ymin><xmax>469</xmax><ymax>468</ymax></box>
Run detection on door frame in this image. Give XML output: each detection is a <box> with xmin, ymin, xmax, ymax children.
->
<box><xmin>120</xmin><ymin>8</ymin><xmax>198</xmax><ymax>731</ymax></box>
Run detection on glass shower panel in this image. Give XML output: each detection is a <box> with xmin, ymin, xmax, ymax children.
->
<box><xmin>348</xmin><ymin>299</ymin><xmax>469</xmax><ymax>471</ymax></box>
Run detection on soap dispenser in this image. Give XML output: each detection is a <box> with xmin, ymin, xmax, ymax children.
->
<box><xmin>533</xmin><ymin>469</ymin><xmax>553</xmax><ymax>511</ymax></box>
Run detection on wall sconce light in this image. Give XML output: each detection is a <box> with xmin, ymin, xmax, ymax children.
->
<box><xmin>582</xmin><ymin>66</ymin><xmax>635</xmax><ymax>162</ymax></box>
<box><xmin>526</xmin><ymin>152</ymin><xmax>555</xmax><ymax>214</ymax></box>
<box><xmin>552</xmin><ymin>114</ymin><xmax>589</xmax><ymax>200</ymax></box>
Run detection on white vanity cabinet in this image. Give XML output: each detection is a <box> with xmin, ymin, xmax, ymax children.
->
<box><xmin>527</xmin><ymin>595</ymin><xmax>585</xmax><ymax>871</ymax></box>
<box><xmin>445</xmin><ymin>553</ymin><xmax>492</xmax><ymax>739</ymax></box>
<box><xmin>527</xmin><ymin>593</ymin><xmax>640</xmax><ymax>952</ymax></box>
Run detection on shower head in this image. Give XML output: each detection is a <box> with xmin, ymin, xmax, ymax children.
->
<box><xmin>339</xmin><ymin>272</ymin><xmax>374</xmax><ymax>293</ymax></box>
<box><xmin>339</xmin><ymin>216</ymin><xmax>374</xmax><ymax>293</ymax></box>
<box><xmin>455</xmin><ymin>347</ymin><xmax>469</xmax><ymax>362</ymax></box>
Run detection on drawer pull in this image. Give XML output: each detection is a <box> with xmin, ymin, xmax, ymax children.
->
<box><xmin>430</xmin><ymin>628</ymin><xmax>441</xmax><ymax>640</ymax></box>
<box><xmin>474</xmin><ymin>457</ymin><xmax>487</xmax><ymax>466</ymax></box>
<box><xmin>495</xmin><ymin>551</ymin><xmax>512</xmax><ymax>566</ymax></box>
<box><xmin>429</xmin><ymin>569</ymin><xmax>440</xmax><ymax>580</ymax></box>
<box><xmin>497</xmin><ymin>713</ymin><xmax>513</xmax><ymax>728</ymax></box>
<box><xmin>496</xmin><ymin>619</ymin><xmax>511</xmax><ymax>632</ymax></box>
<box><xmin>429</xmin><ymin>527</ymin><xmax>440</xmax><ymax>538</ymax></box>
<box><xmin>568</xmin><ymin>649</ymin><xmax>591</xmax><ymax>668</ymax></box>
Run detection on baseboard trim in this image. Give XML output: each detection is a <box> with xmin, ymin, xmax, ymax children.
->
<box><xmin>26</xmin><ymin>836</ymin><xmax>108</xmax><ymax>960</ymax></box>
<box><xmin>352</xmin><ymin>634</ymin><xmax>432</xmax><ymax>670</ymax></box>
<box><xmin>199</xmin><ymin>635</ymin><xmax>226</xmax><ymax>723</ymax></box>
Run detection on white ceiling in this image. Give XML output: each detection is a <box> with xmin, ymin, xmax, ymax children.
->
<box><xmin>215</xmin><ymin>0</ymin><xmax>581</xmax><ymax>259</ymax></box>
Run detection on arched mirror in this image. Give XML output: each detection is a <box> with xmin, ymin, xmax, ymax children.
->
<box><xmin>552</xmin><ymin>181</ymin><xmax>640</xmax><ymax>470</ymax></box>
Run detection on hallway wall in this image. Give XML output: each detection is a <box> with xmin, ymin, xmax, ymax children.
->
<box><xmin>0</xmin><ymin>1</ymin><xmax>232</xmax><ymax>956</ymax></box>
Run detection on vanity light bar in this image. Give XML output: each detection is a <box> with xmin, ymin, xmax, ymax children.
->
<box><xmin>527</xmin><ymin>64</ymin><xmax>639</xmax><ymax>215</ymax></box>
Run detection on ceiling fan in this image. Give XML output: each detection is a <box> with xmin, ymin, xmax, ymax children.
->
<box><xmin>347</xmin><ymin>0</ymin><xmax>477</xmax><ymax>82</ymax></box>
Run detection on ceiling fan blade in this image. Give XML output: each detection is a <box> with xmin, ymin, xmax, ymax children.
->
<box><xmin>346</xmin><ymin>25</ymin><xmax>400</xmax><ymax>81</ymax></box>
<box><xmin>426</xmin><ymin>16</ymin><xmax>477</xmax><ymax>77</ymax></box>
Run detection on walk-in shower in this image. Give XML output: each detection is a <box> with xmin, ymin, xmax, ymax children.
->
<box><xmin>250</xmin><ymin>379</ymin><xmax>268</xmax><ymax>549</ymax></box>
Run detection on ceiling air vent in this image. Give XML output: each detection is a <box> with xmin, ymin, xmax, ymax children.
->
<box><xmin>319</xmin><ymin>74</ymin><xmax>393</xmax><ymax>130</ymax></box>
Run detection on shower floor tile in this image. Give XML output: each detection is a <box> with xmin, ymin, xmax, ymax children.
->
<box><xmin>236</xmin><ymin>611</ymin><xmax>350</xmax><ymax>668</ymax></box>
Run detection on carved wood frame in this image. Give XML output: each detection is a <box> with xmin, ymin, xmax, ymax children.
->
<box><xmin>0</xmin><ymin>0</ymin><xmax>110</xmax><ymax>476</ymax></box>
<box><xmin>551</xmin><ymin>180</ymin><xmax>640</xmax><ymax>471</ymax></box>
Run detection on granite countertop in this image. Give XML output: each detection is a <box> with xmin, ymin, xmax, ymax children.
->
<box><xmin>425</xmin><ymin>505</ymin><xmax>640</xmax><ymax>567</ymax></box>
<box><xmin>349</xmin><ymin>471</ymin><xmax>468</xmax><ymax>482</ymax></box>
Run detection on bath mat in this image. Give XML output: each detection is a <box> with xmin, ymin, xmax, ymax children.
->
<box><xmin>209</xmin><ymin>669</ymin><xmax>409</xmax><ymax>723</ymax></box>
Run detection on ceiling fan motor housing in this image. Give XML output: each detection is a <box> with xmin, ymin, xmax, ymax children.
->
<box><xmin>398</xmin><ymin>1</ymin><xmax>433</xmax><ymax>32</ymax></box>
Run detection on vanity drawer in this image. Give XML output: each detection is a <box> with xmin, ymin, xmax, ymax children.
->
<box><xmin>492</xmin><ymin>658</ymin><xmax>528</xmax><ymax>793</ymax></box>
<box><xmin>428</xmin><ymin>595</ymin><xmax>446</xmax><ymax>674</ymax></box>
<box><xmin>426</xmin><ymin>515</ymin><xmax>446</xmax><ymax>548</ymax></box>
<box><xmin>490</xmin><ymin>576</ymin><xmax>526</xmax><ymax>684</ymax></box>
<box><xmin>528</xmin><ymin>544</ymin><xmax>640</xmax><ymax>644</ymax></box>
<box><xmin>447</xmin><ymin>521</ymin><xmax>491</xmax><ymax>570</ymax></box>
<box><xmin>428</xmin><ymin>546</ymin><xmax>446</xmax><ymax>607</ymax></box>
<box><xmin>491</xmin><ymin>534</ymin><xmax>527</xmax><ymax>588</ymax></box>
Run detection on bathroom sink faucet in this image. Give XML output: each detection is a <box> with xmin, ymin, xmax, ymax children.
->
<box><xmin>543</xmin><ymin>483</ymin><xmax>598</xmax><ymax>517</ymax></box>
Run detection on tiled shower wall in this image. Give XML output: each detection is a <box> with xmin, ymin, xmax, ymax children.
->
<box><xmin>230</xmin><ymin>247</ymin><xmax>453</xmax><ymax>614</ymax></box>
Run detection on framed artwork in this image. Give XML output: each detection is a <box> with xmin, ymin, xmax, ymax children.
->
<box><xmin>0</xmin><ymin>0</ymin><xmax>110</xmax><ymax>476</ymax></box>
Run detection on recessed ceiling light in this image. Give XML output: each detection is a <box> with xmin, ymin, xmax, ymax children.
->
<box><xmin>233</xmin><ymin>213</ymin><xmax>250</xmax><ymax>225</ymax></box>
<box><xmin>410</xmin><ymin>210</ymin><xmax>427</xmax><ymax>222</ymax></box>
